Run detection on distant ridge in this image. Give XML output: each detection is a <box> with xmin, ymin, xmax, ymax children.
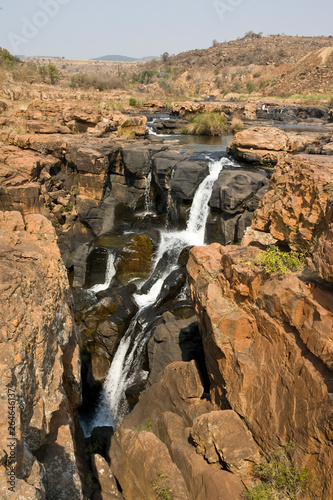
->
<box><xmin>92</xmin><ymin>55</ymin><xmax>137</xmax><ymax>62</ymax></box>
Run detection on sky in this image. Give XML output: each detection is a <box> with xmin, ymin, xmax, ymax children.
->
<box><xmin>0</xmin><ymin>0</ymin><xmax>332</xmax><ymax>60</ymax></box>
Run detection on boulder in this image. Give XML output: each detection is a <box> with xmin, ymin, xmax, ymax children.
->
<box><xmin>91</xmin><ymin>454</ymin><xmax>123</xmax><ymax>499</ymax></box>
<box><xmin>156</xmin><ymin>412</ymin><xmax>245</xmax><ymax>500</ymax></box>
<box><xmin>147</xmin><ymin>311</ymin><xmax>202</xmax><ymax>385</ymax></box>
<box><xmin>123</xmin><ymin>361</ymin><xmax>214</xmax><ymax>431</ymax></box>
<box><xmin>191</xmin><ymin>410</ymin><xmax>261</xmax><ymax>482</ymax></box>
<box><xmin>170</xmin><ymin>160</ymin><xmax>209</xmax><ymax>200</ymax></box>
<box><xmin>109</xmin><ymin>428</ymin><xmax>190</xmax><ymax>500</ymax></box>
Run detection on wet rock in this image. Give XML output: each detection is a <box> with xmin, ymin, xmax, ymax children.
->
<box><xmin>125</xmin><ymin>370</ymin><xmax>149</xmax><ymax>406</ymax></box>
<box><xmin>156</xmin><ymin>267</ymin><xmax>187</xmax><ymax>308</ymax></box>
<box><xmin>170</xmin><ymin>160</ymin><xmax>209</xmax><ymax>200</ymax></box>
<box><xmin>115</xmin><ymin>233</ymin><xmax>155</xmax><ymax>285</ymax></box>
<box><xmin>207</xmin><ymin>168</ymin><xmax>269</xmax><ymax>244</ymax></box>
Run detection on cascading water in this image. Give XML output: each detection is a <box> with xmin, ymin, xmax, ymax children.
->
<box><xmin>88</xmin><ymin>251</ymin><xmax>116</xmax><ymax>294</ymax></box>
<box><xmin>143</xmin><ymin>170</ymin><xmax>153</xmax><ymax>214</ymax></box>
<box><xmin>84</xmin><ymin>156</ymin><xmax>228</xmax><ymax>435</ymax></box>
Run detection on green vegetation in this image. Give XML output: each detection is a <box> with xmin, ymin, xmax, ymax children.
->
<box><xmin>246</xmin><ymin>80</ymin><xmax>257</xmax><ymax>93</ymax></box>
<box><xmin>161</xmin><ymin>52</ymin><xmax>170</xmax><ymax>62</ymax></box>
<box><xmin>132</xmin><ymin>417</ymin><xmax>152</xmax><ymax>432</ymax></box>
<box><xmin>47</xmin><ymin>64</ymin><xmax>60</xmax><ymax>84</ymax></box>
<box><xmin>0</xmin><ymin>47</ymin><xmax>21</xmax><ymax>67</ymax></box>
<box><xmin>243</xmin><ymin>445</ymin><xmax>309</xmax><ymax>500</ymax></box>
<box><xmin>128</xmin><ymin>97</ymin><xmax>143</xmax><ymax>107</ymax></box>
<box><xmin>181</xmin><ymin>113</ymin><xmax>227</xmax><ymax>136</ymax></box>
<box><xmin>60</xmin><ymin>203</ymin><xmax>74</xmax><ymax>213</ymax></box>
<box><xmin>151</xmin><ymin>471</ymin><xmax>173</xmax><ymax>500</ymax></box>
<box><xmin>256</xmin><ymin>246</ymin><xmax>305</xmax><ymax>275</ymax></box>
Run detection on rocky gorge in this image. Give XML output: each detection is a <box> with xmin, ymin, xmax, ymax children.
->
<box><xmin>0</xmin><ymin>94</ymin><xmax>332</xmax><ymax>500</ymax></box>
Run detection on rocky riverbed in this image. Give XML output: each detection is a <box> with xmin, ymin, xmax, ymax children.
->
<box><xmin>0</xmin><ymin>98</ymin><xmax>332</xmax><ymax>499</ymax></box>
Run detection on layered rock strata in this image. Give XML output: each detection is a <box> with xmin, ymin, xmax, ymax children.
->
<box><xmin>187</xmin><ymin>242</ymin><xmax>333</xmax><ymax>499</ymax></box>
<box><xmin>0</xmin><ymin>211</ymin><xmax>82</xmax><ymax>499</ymax></box>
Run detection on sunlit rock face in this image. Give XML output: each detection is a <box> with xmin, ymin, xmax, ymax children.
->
<box><xmin>0</xmin><ymin>211</ymin><xmax>82</xmax><ymax>500</ymax></box>
<box><xmin>187</xmin><ymin>243</ymin><xmax>333</xmax><ymax>500</ymax></box>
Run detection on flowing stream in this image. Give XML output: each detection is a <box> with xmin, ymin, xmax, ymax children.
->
<box><xmin>83</xmin><ymin>157</ymin><xmax>229</xmax><ymax>434</ymax></box>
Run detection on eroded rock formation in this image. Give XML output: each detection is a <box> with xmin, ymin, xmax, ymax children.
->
<box><xmin>0</xmin><ymin>211</ymin><xmax>82</xmax><ymax>499</ymax></box>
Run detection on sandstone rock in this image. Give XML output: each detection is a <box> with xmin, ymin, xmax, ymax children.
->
<box><xmin>191</xmin><ymin>410</ymin><xmax>261</xmax><ymax>482</ymax></box>
<box><xmin>109</xmin><ymin>427</ymin><xmax>190</xmax><ymax>500</ymax></box>
<box><xmin>0</xmin><ymin>211</ymin><xmax>82</xmax><ymax>499</ymax></box>
<box><xmin>252</xmin><ymin>154</ymin><xmax>333</xmax><ymax>281</ymax></box>
<box><xmin>91</xmin><ymin>454</ymin><xmax>124</xmax><ymax>499</ymax></box>
<box><xmin>230</xmin><ymin>127</ymin><xmax>289</xmax><ymax>151</ymax></box>
<box><xmin>187</xmin><ymin>243</ymin><xmax>333</xmax><ymax>499</ymax></box>
<box><xmin>241</xmin><ymin>227</ymin><xmax>278</xmax><ymax>247</ymax></box>
<box><xmin>26</xmin><ymin>120</ymin><xmax>71</xmax><ymax>134</ymax></box>
<box><xmin>123</xmin><ymin>361</ymin><xmax>215</xmax><ymax>431</ymax></box>
<box><xmin>156</xmin><ymin>412</ymin><xmax>245</xmax><ymax>500</ymax></box>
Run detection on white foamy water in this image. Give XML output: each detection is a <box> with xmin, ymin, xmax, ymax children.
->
<box><xmin>88</xmin><ymin>251</ymin><xmax>115</xmax><ymax>294</ymax></box>
<box><xmin>84</xmin><ymin>157</ymin><xmax>229</xmax><ymax>434</ymax></box>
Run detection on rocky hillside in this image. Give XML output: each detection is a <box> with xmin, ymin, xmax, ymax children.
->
<box><xmin>167</xmin><ymin>33</ymin><xmax>333</xmax><ymax>68</ymax></box>
<box><xmin>264</xmin><ymin>46</ymin><xmax>333</xmax><ymax>95</ymax></box>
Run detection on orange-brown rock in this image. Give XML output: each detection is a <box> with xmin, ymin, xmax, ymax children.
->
<box><xmin>156</xmin><ymin>411</ymin><xmax>245</xmax><ymax>500</ymax></box>
<box><xmin>227</xmin><ymin>127</ymin><xmax>328</xmax><ymax>164</ymax></box>
<box><xmin>252</xmin><ymin>153</ymin><xmax>333</xmax><ymax>281</ymax></box>
<box><xmin>187</xmin><ymin>243</ymin><xmax>333</xmax><ymax>499</ymax></box>
<box><xmin>191</xmin><ymin>410</ymin><xmax>261</xmax><ymax>484</ymax></box>
<box><xmin>110</xmin><ymin>427</ymin><xmax>190</xmax><ymax>500</ymax></box>
<box><xmin>0</xmin><ymin>211</ymin><xmax>82</xmax><ymax>499</ymax></box>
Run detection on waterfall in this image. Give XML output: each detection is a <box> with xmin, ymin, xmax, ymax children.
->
<box><xmin>88</xmin><ymin>251</ymin><xmax>115</xmax><ymax>294</ymax></box>
<box><xmin>84</xmin><ymin>157</ymin><xmax>226</xmax><ymax>434</ymax></box>
<box><xmin>143</xmin><ymin>171</ymin><xmax>153</xmax><ymax>214</ymax></box>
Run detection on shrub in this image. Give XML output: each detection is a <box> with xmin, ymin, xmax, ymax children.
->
<box><xmin>246</xmin><ymin>80</ymin><xmax>256</xmax><ymax>93</ymax></box>
<box><xmin>181</xmin><ymin>113</ymin><xmax>227</xmax><ymax>136</ymax></box>
<box><xmin>253</xmin><ymin>71</ymin><xmax>262</xmax><ymax>78</ymax></box>
<box><xmin>151</xmin><ymin>471</ymin><xmax>173</xmax><ymax>500</ymax></box>
<box><xmin>243</xmin><ymin>445</ymin><xmax>309</xmax><ymax>500</ymax></box>
<box><xmin>230</xmin><ymin>117</ymin><xmax>244</xmax><ymax>133</ymax></box>
<box><xmin>256</xmin><ymin>246</ymin><xmax>305</xmax><ymax>274</ymax></box>
<box><xmin>129</xmin><ymin>97</ymin><xmax>137</xmax><ymax>107</ymax></box>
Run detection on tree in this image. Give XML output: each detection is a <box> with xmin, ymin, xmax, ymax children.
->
<box><xmin>212</xmin><ymin>39</ymin><xmax>218</xmax><ymax>47</ymax></box>
<box><xmin>47</xmin><ymin>64</ymin><xmax>60</xmax><ymax>84</ymax></box>
<box><xmin>161</xmin><ymin>52</ymin><xmax>169</xmax><ymax>63</ymax></box>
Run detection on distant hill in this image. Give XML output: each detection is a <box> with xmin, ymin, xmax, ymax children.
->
<box><xmin>92</xmin><ymin>55</ymin><xmax>137</xmax><ymax>62</ymax></box>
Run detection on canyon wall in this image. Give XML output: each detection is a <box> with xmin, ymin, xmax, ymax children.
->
<box><xmin>187</xmin><ymin>152</ymin><xmax>333</xmax><ymax>499</ymax></box>
<box><xmin>0</xmin><ymin>211</ymin><xmax>83</xmax><ymax>499</ymax></box>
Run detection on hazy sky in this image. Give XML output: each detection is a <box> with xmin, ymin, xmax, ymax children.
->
<box><xmin>0</xmin><ymin>0</ymin><xmax>332</xmax><ymax>59</ymax></box>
